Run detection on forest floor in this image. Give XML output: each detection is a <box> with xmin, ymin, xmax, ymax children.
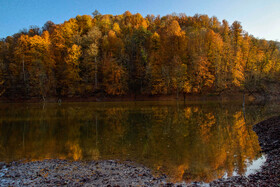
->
<box><xmin>0</xmin><ymin>116</ymin><xmax>279</xmax><ymax>186</ymax></box>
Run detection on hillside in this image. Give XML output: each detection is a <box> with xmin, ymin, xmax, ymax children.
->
<box><xmin>0</xmin><ymin>11</ymin><xmax>279</xmax><ymax>100</ymax></box>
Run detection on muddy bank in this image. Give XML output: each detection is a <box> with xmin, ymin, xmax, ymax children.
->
<box><xmin>210</xmin><ymin>116</ymin><xmax>280</xmax><ymax>186</ymax></box>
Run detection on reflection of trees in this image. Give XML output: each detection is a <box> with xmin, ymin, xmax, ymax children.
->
<box><xmin>0</xmin><ymin>102</ymin><xmax>278</xmax><ymax>182</ymax></box>
<box><xmin>177</xmin><ymin>108</ymin><xmax>261</xmax><ymax>183</ymax></box>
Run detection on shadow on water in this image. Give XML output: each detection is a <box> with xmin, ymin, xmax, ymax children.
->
<box><xmin>0</xmin><ymin>101</ymin><xmax>279</xmax><ymax>183</ymax></box>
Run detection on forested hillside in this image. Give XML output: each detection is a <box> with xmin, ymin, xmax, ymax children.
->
<box><xmin>0</xmin><ymin>11</ymin><xmax>279</xmax><ymax>100</ymax></box>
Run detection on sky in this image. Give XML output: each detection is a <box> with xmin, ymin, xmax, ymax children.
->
<box><xmin>0</xmin><ymin>0</ymin><xmax>280</xmax><ymax>41</ymax></box>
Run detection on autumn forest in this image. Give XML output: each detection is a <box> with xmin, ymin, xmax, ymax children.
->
<box><xmin>0</xmin><ymin>11</ymin><xmax>280</xmax><ymax>99</ymax></box>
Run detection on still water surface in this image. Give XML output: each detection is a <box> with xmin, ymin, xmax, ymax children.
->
<box><xmin>0</xmin><ymin>101</ymin><xmax>279</xmax><ymax>183</ymax></box>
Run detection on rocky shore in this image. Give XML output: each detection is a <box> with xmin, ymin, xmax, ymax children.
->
<box><xmin>210</xmin><ymin>116</ymin><xmax>280</xmax><ymax>186</ymax></box>
<box><xmin>0</xmin><ymin>116</ymin><xmax>279</xmax><ymax>186</ymax></box>
<box><xmin>0</xmin><ymin>160</ymin><xmax>172</xmax><ymax>186</ymax></box>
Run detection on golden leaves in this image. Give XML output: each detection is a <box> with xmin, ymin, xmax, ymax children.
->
<box><xmin>166</xmin><ymin>20</ymin><xmax>184</xmax><ymax>37</ymax></box>
<box><xmin>67</xmin><ymin>142</ymin><xmax>82</xmax><ymax>161</ymax></box>
<box><xmin>65</xmin><ymin>44</ymin><xmax>82</xmax><ymax>66</ymax></box>
<box><xmin>2</xmin><ymin>11</ymin><xmax>280</xmax><ymax>97</ymax></box>
<box><xmin>102</xmin><ymin>57</ymin><xmax>127</xmax><ymax>95</ymax></box>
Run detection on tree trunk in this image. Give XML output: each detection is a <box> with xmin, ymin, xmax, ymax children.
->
<box><xmin>22</xmin><ymin>56</ymin><xmax>26</xmax><ymax>82</ymax></box>
<box><xmin>95</xmin><ymin>56</ymin><xmax>98</xmax><ymax>89</ymax></box>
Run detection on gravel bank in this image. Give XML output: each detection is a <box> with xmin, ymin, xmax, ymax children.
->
<box><xmin>210</xmin><ymin>116</ymin><xmax>280</xmax><ymax>186</ymax></box>
<box><xmin>0</xmin><ymin>160</ymin><xmax>173</xmax><ymax>186</ymax></box>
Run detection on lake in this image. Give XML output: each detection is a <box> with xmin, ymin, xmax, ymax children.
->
<box><xmin>0</xmin><ymin>101</ymin><xmax>279</xmax><ymax>183</ymax></box>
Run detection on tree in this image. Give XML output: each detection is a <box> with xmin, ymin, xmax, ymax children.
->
<box><xmin>61</xmin><ymin>44</ymin><xmax>82</xmax><ymax>96</ymax></box>
<box><xmin>76</xmin><ymin>15</ymin><xmax>93</xmax><ymax>35</ymax></box>
<box><xmin>101</xmin><ymin>30</ymin><xmax>128</xmax><ymax>95</ymax></box>
<box><xmin>0</xmin><ymin>56</ymin><xmax>5</xmax><ymax>96</ymax></box>
<box><xmin>1</xmin><ymin>11</ymin><xmax>280</xmax><ymax>98</ymax></box>
<box><xmin>13</xmin><ymin>31</ymin><xmax>55</xmax><ymax>98</ymax></box>
<box><xmin>92</xmin><ymin>10</ymin><xmax>101</xmax><ymax>18</ymax></box>
<box><xmin>147</xmin><ymin>32</ymin><xmax>166</xmax><ymax>94</ymax></box>
<box><xmin>81</xmin><ymin>27</ymin><xmax>102</xmax><ymax>94</ymax></box>
<box><xmin>102</xmin><ymin>56</ymin><xmax>128</xmax><ymax>95</ymax></box>
<box><xmin>42</xmin><ymin>21</ymin><xmax>55</xmax><ymax>34</ymax></box>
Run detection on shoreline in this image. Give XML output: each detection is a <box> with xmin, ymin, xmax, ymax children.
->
<box><xmin>0</xmin><ymin>116</ymin><xmax>279</xmax><ymax>186</ymax></box>
<box><xmin>210</xmin><ymin>116</ymin><xmax>280</xmax><ymax>186</ymax></box>
<box><xmin>0</xmin><ymin>92</ymin><xmax>263</xmax><ymax>103</ymax></box>
<box><xmin>0</xmin><ymin>160</ymin><xmax>170</xmax><ymax>186</ymax></box>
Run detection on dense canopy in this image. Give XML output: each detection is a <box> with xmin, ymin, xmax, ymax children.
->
<box><xmin>0</xmin><ymin>11</ymin><xmax>279</xmax><ymax>99</ymax></box>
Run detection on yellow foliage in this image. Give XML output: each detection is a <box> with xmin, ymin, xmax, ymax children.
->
<box><xmin>108</xmin><ymin>30</ymin><xmax>116</xmax><ymax>39</ymax></box>
<box><xmin>233</xmin><ymin>111</ymin><xmax>246</xmax><ymax>149</ymax></box>
<box><xmin>184</xmin><ymin>107</ymin><xmax>192</xmax><ymax>119</ymax></box>
<box><xmin>112</xmin><ymin>23</ymin><xmax>121</xmax><ymax>34</ymax></box>
<box><xmin>102</xmin><ymin>57</ymin><xmax>127</xmax><ymax>95</ymax></box>
<box><xmin>200</xmin><ymin>113</ymin><xmax>216</xmax><ymax>143</ymax></box>
<box><xmin>167</xmin><ymin>20</ymin><xmax>183</xmax><ymax>37</ymax></box>
<box><xmin>65</xmin><ymin>44</ymin><xmax>82</xmax><ymax>66</ymax></box>
<box><xmin>183</xmin><ymin>81</ymin><xmax>192</xmax><ymax>93</ymax></box>
<box><xmin>67</xmin><ymin>142</ymin><xmax>82</xmax><ymax>160</ymax></box>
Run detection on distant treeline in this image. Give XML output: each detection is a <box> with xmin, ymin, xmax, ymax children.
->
<box><xmin>0</xmin><ymin>11</ymin><xmax>279</xmax><ymax>99</ymax></box>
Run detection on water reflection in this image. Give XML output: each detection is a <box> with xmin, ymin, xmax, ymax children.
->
<box><xmin>0</xmin><ymin>101</ymin><xmax>279</xmax><ymax>183</ymax></box>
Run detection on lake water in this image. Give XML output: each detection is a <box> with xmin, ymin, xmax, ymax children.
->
<box><xmin>0</xmin><ymin>101</ymin><xmax>279</xmax><ymax>183</ymax></box>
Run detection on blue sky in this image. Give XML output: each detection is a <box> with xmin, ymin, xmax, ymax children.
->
<box><xmin>0</xmin><ymin>0</ymin><xmax>279</xmax><ymax>41</ymax></box>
